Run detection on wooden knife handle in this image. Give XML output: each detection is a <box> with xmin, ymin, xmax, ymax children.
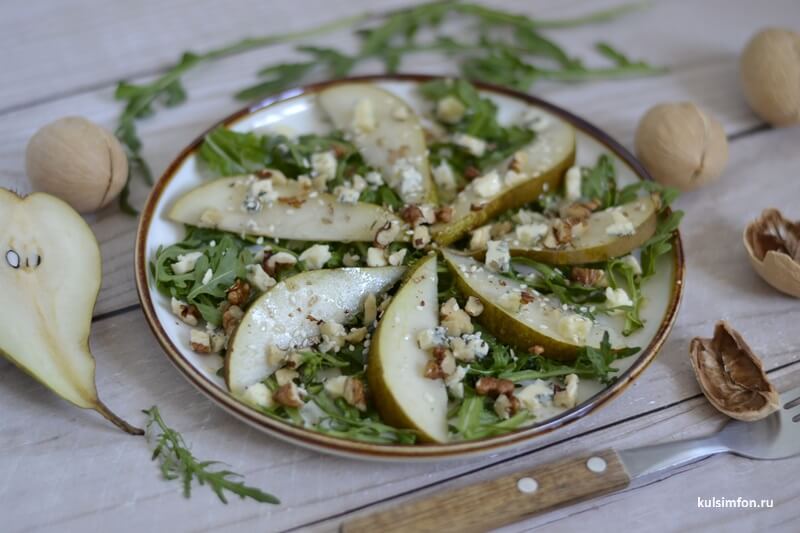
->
<box><xmin>342</xmin><ymin>449</ymin><xmax>630</xmax><ymax>533</ymax></box>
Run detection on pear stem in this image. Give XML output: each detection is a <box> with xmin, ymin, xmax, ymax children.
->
<box><xmin>94</xmin><ymin>401</ymin><xmax>144</xmax><ymax>435</ymax></box>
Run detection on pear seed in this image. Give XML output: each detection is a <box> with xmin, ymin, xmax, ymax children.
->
<box><xmin>5</xmin><ymin>250</ymin><xmax>20</xmax><ymax>269</ymax></box>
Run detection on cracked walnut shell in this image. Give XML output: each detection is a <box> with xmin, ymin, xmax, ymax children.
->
<box><xmin>743</xmin><ymin>208</ymin><xmax>800</xmax><ymax>298</ymax></box>
<box><xmin>689</xmin><ymin>321</ymin><xmax>779</xmax><ymax>422</ymax></box>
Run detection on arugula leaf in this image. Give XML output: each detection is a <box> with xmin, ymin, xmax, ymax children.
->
<box><xmin>144</xmin><ymin>406</ymin><xmax>279</xmax><ymax>504</ymax></box>
<box><xmin>308</xmin><ymin>391</ymin><xmax>418</xmax><ymax>444</ymax></box>
<box><xmin>581</xmin><ymin>154</ymin><xmax>618</xmax><ymax>208</ymax></box>
<box><xmin>640</xmin><ymin>210</ymin><xmax>684</xmax><ymax>278</ymax></box>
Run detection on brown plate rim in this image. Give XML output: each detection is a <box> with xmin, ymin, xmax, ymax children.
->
<box><xmin>134</xmin><ymin>73</ymin><xmax>685</xmax><ymax>460</ymax></box>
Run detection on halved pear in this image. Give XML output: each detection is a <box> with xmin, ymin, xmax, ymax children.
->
<box><xmin>0</xmin><ymin>189</ymin><xmax>141</xmax><ymax>434</ymax></box>
<box><xmin>225</xmin><ymin>266</ymin><xmax>405</xmax><ymax>394</ymax></box>
<box><xmin>318</xmin><ymin>83</ymin><xmax>437</xmax><ymax>204</ymax></box>
<box><xmin>505</xmin><ymin>196</ymin><xmax>659</xmax><ymax>265</ymax></box>
<box><xmin>431</xmin><ymin>113</ymin><xmax>576</xmax><ymax>246</ymax></box>
<box><xmin>168</xmin><ymin>174</ymin><xmax>404</xmax><ymax>242</ymax></box>
<box><xmin>367</xmin><ymin>255</ymin><xmax>449</xmax><ymax>443</ymax></box>
<box><xmin>442</xmin><ymin>250</ymin><xmax>622</xmax><ymax>361</ymax></box>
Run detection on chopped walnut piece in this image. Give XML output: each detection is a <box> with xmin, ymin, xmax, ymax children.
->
<box><xmin>475</xmin><ymin>376</ymin><xmax>515</xmax><ymax>397</ymax></box>
<box><xmin>343</xmin><ymin>378</ymin><xmax>367</xmax><ymax>411</ymax></box>
<box><xmin>464</xmin><ymin>296</ymin><xmax>484</xmax><ymax>317</ymax></box>
<box><xmin>560</xmin><ymin>199</ymin><xmax>601</xmax><ymax>221</ymax></box>
<box><xmin>424</xmin><ymin>360</ymin><xmax>447</xmax><ymax>380</ymax></box>
<box><xmin>528</xmin><ymin>345</ymin><xmax>545</xmax><ymax>355</ymax></box>
<box><xmin>273</xmin><ymin>383</ymin><xmax>304</xmax><ymax>408</ymax></box>
<box><xmin>435</xmin><ymin>206</ymin><xmax>453</xmax><ymax>223</ymax></box>
<box><xmin>490</xmin><ymin>221</ymin><xmax>514</xmax><ymax>239</ymax></box>
<box><xmin>400</xmin><ymin>205</ymin><xmax>424</xmax><ymax>226</ymax></box>
<box><xmin>570</xmin><ymin>267</ymin><xmax>606</xmax><ymax>287</ymax></box>
<box><xmin>278</xmin><ymin>196</ymin><xmax>306</xmax><ymax>208</ymax></box>
<box><xmin>494</xmin><ymin>393</ymin><xmax>520</xmax><ymax>419</ymax></box>
<box><xmin>190</xmin><ymin>329</ymin><xmax>211</xmax><ymax>354</ymax></box>
<box><xmin>226</xmin><ymin>279</ymin><xmax>251</xmax><ymax>306</ymax></box>
<box><xmin>222</xmin><ymin>305</ymin><xmax>244</xmax><ymax>337</ymax></box>
<box><xmin>464</xmin><ymin>166</ymin><xmax>481</xmax><ymax>179</ymax></box>
<box><xmin>552</xmin><ymin>219</ymin><xmax>573</xmax><ymax>245</ymax></box>
<box><xmin>374</xmin><ymin>220</ymin><xmax>402</xmax><ymax>248</ymax></box>
<box><xmin>520</xmin><ymin>291</ymin><xmax>536</xmax><ymax>304</ymax></box>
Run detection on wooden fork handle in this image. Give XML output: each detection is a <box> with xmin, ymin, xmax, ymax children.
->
<box><xmin>342</xmin><ymin>449</ymin><xmax>631</xmax><ymax>533</ymax></box>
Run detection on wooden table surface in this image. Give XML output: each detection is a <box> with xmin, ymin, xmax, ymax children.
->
<box><xmin>2</xmin><ymin>1</ymin><xmax>799</xmax><ymax>531</ymax></box>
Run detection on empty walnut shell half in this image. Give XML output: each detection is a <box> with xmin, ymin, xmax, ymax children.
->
<box><xmin>743</xmin><ymin>208</ymin><xmax>800</xmax><ymax>298</ymax></box>
<box><xmin>689</xmin><ymin>321</ymin><xmax>780</xmax><ymax>421</ymax></box>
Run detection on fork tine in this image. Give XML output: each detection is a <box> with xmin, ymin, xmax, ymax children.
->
<box><xmin>780</xmin><ymin>385</ymin><xmax>800</xmax><ymax>410</ymax></box>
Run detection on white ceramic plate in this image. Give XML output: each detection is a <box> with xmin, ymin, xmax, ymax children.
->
<box><xmin>135</xmin><ymin>75</ymin><xmax>683</xmax><ymax>461</ymax></box>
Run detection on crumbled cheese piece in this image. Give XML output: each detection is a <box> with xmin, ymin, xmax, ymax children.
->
<box><xmin>342</xmin><ymin>253</ymin><xmax>361</xmax><ymax>267</ymax></box>
<box><xmin>200</xmin><ymin>268</ymin><xmax>213</xmax><ymax>285</ymax></box>
<box><xmin>171</xmin><ymin>252</ymin><xmax>203</xmax><ymax>274</ymax></box>
<box><xmin>436</xmin><ymin>96</ymin><xmax>466</xmax><ymax>124</ymax></box>
<box><xmin>366</xmin><ymin>247</ymin><xmax>388</xmax><ymax>267</ymax></box>
<box><xmin>311</xmin><ymin>151</ymin><xmax>338</xmax><ymax>184</ymax></box>
<box><xmin>199</xmin><ymin>208</ymin><xmax>223</xmax><ymax>227</ymax></box>
<box><xmin>432</xmin><ymin>161</ymin><xmax>457</xmax><ymax>192</ymax></box>
<box><xmin>170</xmin><ymin>296</ymin><xmax>197</xmax><ymax>326</ymax></box>
<box><xmin>336</xmin><ymin>185</ymin><xmax>361</xmax><ymax>204</ymax></box>
<box><xmin>556</xmin><ymin>314</ymin><xmax>592</xmax><ymax>344</ymax></box>
<box><xmin>412</xmin><ymin>225</ymin><xmax>431</xmax><ymax>249</ymax></box>
<box><xmin>242</xmin><ymin>383</ymin><xmax>274</xmax><ymax>409</ymax></box>
<box><xmin>365</xmin><ymin>171</ymin><xmax>384</xmax><ymax>186</ymax></box>
<box><xmin>324</xmin><ymin>375</ymin><xmax>348</xmax><ymax>398</ymax></box>
<box><xmin>441</xmin><ymin>309</ymin><xmax>473</xmax><ymax>337</ymax></box>
<box><xmin>267</xmin><ymin>252</ymin><xmax>298</xmax><ymax>271</ymax></box>
<box><xmin>351</xmin><ymin>175</ymin><xmax>367</xmax><ymax>192</ymax></box>
<box><xmin>246</xmin><ymin>264</ymin><xmax>276</xmax><ymax>292</ymax></box>
<box><xmin>248</xmin><ymin>178</ymin><xmax>281</xmax><ymax>208</ymax></box>
<box><xmin>453</xmin><ymin>133</ymin><xmax>486</xmax><ymax>157</ymax></box>
<box><xmin>189</xmin><ymin>329</ymin><xmax>211</xmax><ymax>353</ymax></box>
<box><xmin>418</xmin><ymin>204</ymin><xmax>437</xmax><ymax>225</ymax></box>
<box><xmin>417</xmin><ymin>326</ymin><xmax>449</xmax><ymax>350</ymax></box>
<box><xmin>440</xmin><ymin>298</ymin><xmax>460</xmax><ymax>317</ymax></box>
<box><xmin>514</xmin><ymin>209</ymin><xmax>547</xmax><ymax>225</ymax></box>
<box><xmin>564</xmin><ymin>166</ymin><xmax>583</xmax><ymax>201</ymax></box>
<box><xmin>445</xmin><ymin>366</ymin><xmax>468</xmax><ymax>399</ymax></box>
<box><xmin>516</xmin><ymin>380</ymin><xmax>554</xmax><ymax>412</ymax></box>
<box><xmin>515</xmin><ymin>223</ymin><xmax>549</xmax><ymax>246</ymax></box>
<box><xmin>388</xmin><ymin>248</ymin><xmax>407</xmax><ymax>266</ymax></box>
<box><xmin>450</xmin><ymin>333</ymin><xmax>488</xmax><ymax>362</ymax></box>
<box><xmin>494</xmin><ymin>394</ymin><xmax>513</xmax><ymax>420</ymax></box>
<box><xmin>472</xmin><ymin>170</ymin><xmax>502</xmax><ymax>198</ymax></box>
<box><xmin>393</xmin><ymin>159</ymin><xmax>425</xmax><ymax>201</ymax></box>
<box><xmin>606</xmin><ymin>208</ymin><xmax>635</xmax><ymax>236</ymax></box>
<box><xmin>485</xmin><ymin>240</ymin><xmax>510</xmax><ymax>273</ymax></box>
<box><xmin>209</xmin><ymin>330</ymin><xmax>227</xmax><ymax>353</ymax></box>
<box><xmin>319</xmin><ymin>321</ymin><xmax>347</xmax><ymax>353</ymax></box>
<box><xmin>469</xmin><ymin>225</ymin><xmax>491</xmax><ymax>250</ymax></box>
<box><xmin>363</xmin><ymin>293</ymin><xmax>378</xmax><ymax>326</ymax></box>
<box><xmin>374</xmin><ymin>220</ymin><xmax>402</xmax><ymax>247</ymax></box>
<box><xmin>621</xmin><ymin>255</ymin><xmax>642</xmax><ymax>275</ymax></box>
<box><xmin>497</xmin><ymin>291</ymin><xmax>522</xmax><ymax>313</ymax></box>
<box><xmin>267</xmin><ymin>345</ymin><xmax>288</xmax><ymax>368</ymax></box>
<box><xmin>275</xmin><ymin>367</ymin><xmax>299</xmax><ymax>386</ymax></box>
<box><xmin>392</xmin><ymin>105</ymin><xmax>409</xmax><ymax>121</ymax></box>
<box><xmin>465</xmin><ymin>296</ymin><xmax>484</xmax><ymax>317</ymax></box>
<box><xmin>299</xmin><ymin>244</ymin><xmax>331</xmax><ymax>270</ymax></box>
<box><xmin>554</xmin><ymin>374</ymin><xmax>579</xmax><ymax>408</ymax></box>
<box><xmin>352</xmin><ymin>98</ymin><xmax>377</xmax><ymax>133</ymax></box>
<box><xmin>605</xmin><ymin>287</ymin><xmax>633</xmax><ymax>308</ymax></box>
<box><xmin>503</xmin><ymin>170</ymin><xmax>527</xmax><ymax>188</ymax></box>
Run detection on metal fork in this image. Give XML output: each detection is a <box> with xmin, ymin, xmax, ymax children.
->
<box><xmin>343</xmin><ymin>386</ymin><xmax>800</xmax><ymax>533</ymax></box>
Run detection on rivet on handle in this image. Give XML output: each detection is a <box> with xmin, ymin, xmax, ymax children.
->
<box><xmin>516</xmin><ymin>477</ymin><xmax>539</xmax><ymax>494</ymax></box>
<box><xmin>586</xmin><ymin>456</ymin><xmax>607</xmax><ymax>473</ymax></box>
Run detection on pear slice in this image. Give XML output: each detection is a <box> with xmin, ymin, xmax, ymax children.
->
<box><xmin>431</xmin><ymin>112</ymin><xmax>576</xmax><ymax>246</ymax></box>
<box><xmin>0</xmin><ymin>190</ymin><xmax>141</xmax><ymax>434</ymax></box>
<box><xmin>505</xmin><ymin>196</ymin><xmax>659</xmax><ymax>265</ymax></box>
<box><xmin>367</xmin><ymin>255</ymin><xmax>449</xmax><ymax>443</ymax></box>
<box><xmin>169</xmin><ymin>174</ymin><xmax>404</xmax><ymax>243</ymax></box>
<box><xmin>442</xmin><ymin>249</ymin><xmax>622</xmax><ymax>361</ymax></box>
<box><xmin>226</xmin><ymin>266</ymin><xmax>405</xmax><ymax>394</ymax></box>
<box><xmin>318</xmin><ymin>83</ymin><xmax>437</xmax><ymax>204</ymax></box>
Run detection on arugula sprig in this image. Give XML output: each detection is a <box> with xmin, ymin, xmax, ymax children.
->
<box><xmin>115</xmin><ymin>1</ymin><xmax>663</xmax><ymax>214</ymax></box>
<box><xmin>144</xmin><ymin>406</ymin><xmax>279</xmax><ymax>504</ymax></box>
